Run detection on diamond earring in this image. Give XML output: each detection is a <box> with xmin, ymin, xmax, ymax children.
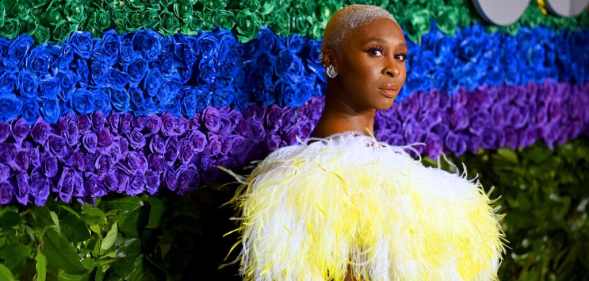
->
<box><xmin>326</xmin><ymin>65</ymin><xmax>338</xmax><ymax>79</ymax></box>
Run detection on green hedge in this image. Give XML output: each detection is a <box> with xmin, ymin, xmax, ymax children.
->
<box><xmin>1</xmin><ymin>139</ymin><xmax>589</xmax><ymax>280</ymax></box>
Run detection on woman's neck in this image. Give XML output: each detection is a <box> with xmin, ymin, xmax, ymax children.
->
<box><xmin>311</xmin><ymin>90</ymin><xmax>376</xmax><ymax>138</ymax></box>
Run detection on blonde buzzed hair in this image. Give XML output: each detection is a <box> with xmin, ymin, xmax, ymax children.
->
<box><xmin>321</xmin><ymin>4</ymin><xmax>398</xmax><ymax>63</ymax></box>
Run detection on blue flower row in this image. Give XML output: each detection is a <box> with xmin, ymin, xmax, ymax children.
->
<box><xmin>0</xmin><ymin>25</ymin><xmax>587</xmax><ymax>123</ymax></box>
<box><xmin>1</xmin><ymin>81</ymin><xmax>588</xmax><ymax>206</ymax></box>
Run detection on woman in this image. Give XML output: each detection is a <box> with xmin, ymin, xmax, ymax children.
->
<box><xmin>230</xmin><ymin>5</ymin><xmax>505</xmax><ymax>281</ymax></box>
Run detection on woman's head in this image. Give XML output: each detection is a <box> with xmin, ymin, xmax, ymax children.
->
<box><xmin>322</xmin><ymin>5</ymin><xmax>407</xmax><ymax>111</ymax></box>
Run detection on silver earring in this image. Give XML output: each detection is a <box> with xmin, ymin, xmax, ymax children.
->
<box><xmin>326</xmin><ymin>65</ymin><xmax>338</xmax><ymax>79</ymax></box>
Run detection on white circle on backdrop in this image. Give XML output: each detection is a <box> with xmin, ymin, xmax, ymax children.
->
<box><xmin>546</xmin><ymin>0</ymin><xmax>589</xmax><ymax>17</ymax></box>
<box><xmin>472</xmin><ymin>0</ymin><xmax>531</xmax><ymax>25</ymax></box>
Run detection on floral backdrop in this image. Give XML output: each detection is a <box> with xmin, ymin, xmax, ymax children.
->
<box><xmin>0</xmin><ymin>1</ymin><xmax>588</xmax><ymax>281</ymax></box>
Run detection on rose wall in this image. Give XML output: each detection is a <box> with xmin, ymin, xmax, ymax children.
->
<box><xmin>0</xmin><ymin>1</ymin><xmax>588</xmax><ymax>281</ymax></box>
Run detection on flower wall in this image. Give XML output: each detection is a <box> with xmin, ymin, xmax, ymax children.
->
<box><xmin>0</xmin><ymin>1</ymin><xmax>588</xmax><ymax>280</ymax></box>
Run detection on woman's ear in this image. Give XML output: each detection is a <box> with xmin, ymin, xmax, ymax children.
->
<box><xmin>321</xmin><ymin>47</ymin><xmax>337</xmax><ymax>69</ymax></box>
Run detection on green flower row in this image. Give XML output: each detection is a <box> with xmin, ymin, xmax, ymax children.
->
<box><xmin>0</xmin><ymin>0</ymin><xmax>588</xmax><ymax>43</ymax></box>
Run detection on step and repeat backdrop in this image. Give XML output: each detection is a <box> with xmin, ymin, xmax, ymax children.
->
<box><xmin>0</xmin><ymin>1</ymin><xmax>588</xmax><ymax>280</ymax></box>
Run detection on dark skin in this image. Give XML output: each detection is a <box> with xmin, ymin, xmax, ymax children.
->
<box><xmin>311</xmin><ymin>18</ymin><xmax>408</xmax><ymax>139</ymax></box>
<box><xmin>311</xmin><ymin>17</ymin><xmax>407</xmax><ymax>281</ymax></box>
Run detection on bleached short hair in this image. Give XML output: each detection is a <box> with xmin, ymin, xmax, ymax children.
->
<box><xmin>321</xmin><ymin>4</ymin><xmax>399</xmax><ymax>63</ymax></box>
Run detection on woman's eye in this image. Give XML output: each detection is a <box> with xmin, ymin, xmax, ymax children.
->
<box><xmin>395</xmin><ymin>53</ymin><xmax>407</xmax><ymax>62</ymax></box>
<box><xmin>367</xmin><ymin>48</ymin><xmax>384</xmax><ymax>57</ymax></box>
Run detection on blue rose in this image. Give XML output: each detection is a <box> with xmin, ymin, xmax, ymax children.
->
<box><xmin>69</xmin><ymin>31</ymin><xmax>95</xmax><ymax>59</ymax></box>
<box><xmin>275</xmin><ymin>49</ymin><xmax>305</xmax><ymax>78</ymax></box>
<box><xmin>109</xmin><ymin>87</ymin><xmax>130</xmax><ymax>112</ymax></box>
<box><xmin>72</xmin><ymin>89</ymin><xmax>95</xmax><ymax>114</ymax></box>
<box><xmin>96</xmin><ymin>29</ymin><xmax>121</xmax><ymax>64</ymax></box>
<box><xmin>92</xmin><ymin>88</ymin><xmax>111</xmax><ymax>114</ymax></box>
<box><xmin>40</xmin><ymin>98</ymin><xmax>61</xmax><ymax>124</ymax></box>
<box><xmin>0</xmin><ymin>38</ymin><xmax>10</xmax><ymax>59</ymax></box>
<box><xmin>38</xmin><ymin>78</ymin><xmax>61</xmax><ymax>101</ymax></box>
<box><xmin>119</xmin><ymin>34</ymin><xmax>140</xmax><ymax>63</ymax></box>
<box><xmin>72</xmin><ymin>58</ymin><xmax>90</xmax><ymax>85</ymax></box>
<box><xmin>26</xmin><ymin>45</ymin><xmax>59</xmax><ymax>78</ymax></box>
<box><xmin>0</xmin><ymin>72</ymin><xmax>17</xmax><ymax>93</ymax></box>
<box><xmin>20</xmin><ymin>97</ymin><xmax>40</xmax><ymax>123</ymax></box>
<box><xmin>182</xmin><ymin>87</ymin><xmax>210</xmax><ymax>118</ymax></box>
<box><xmin>90</xmin><ymin>56</ymin><xmax>112</xmax><ymax>87</ymax></box>
<box><xmin>56</xmin><ymin>45</ymin><xmax>74</xmax><ymax>72</ymax></box>
<box><xmin>174</xmin><ymin>36</ymin><xmax>197</xmax><ymax>69</ymax></box>
<box><xmin>4</xmin><ymin>35</ymin><xmax>34</xmax><ymax>70</ymax></box>
<box><xmin>157</xmin><ymin>80</ymin><xmax>181</xmax><ymax>108</ymax></box>
<box><xmin>143</xmin><ymin>69</ymin><xmax>162</xmax><ymax>97</ymax></box>
<box><xmin>107</xmin><ymin>69</ymin><xmax>129</xmax><ymax>90</ymax></box>
<box><xmin>125</xmin><ymin>57</ymin><xmax>147</xmax><ymax>84</ymax></box>
<box><xmin>18</xmin><ymin>71</ymin><xmax>38</xmax><ymax>97</ymax></box>
<box><xmin>132</xmin><ymin>29</ymin><xmax>163</xmax><ymax>62</ymax></box>
<box><xmin>0</xmin><ymin>93</ymin><xmax>22</xmax><ymax>122</ymax></box>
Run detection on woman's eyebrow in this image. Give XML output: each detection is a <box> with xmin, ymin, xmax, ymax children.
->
<box><xmin>362</xmin><ymin>38</ymin><xmax>407</xmax><ymax>49</ymax></box>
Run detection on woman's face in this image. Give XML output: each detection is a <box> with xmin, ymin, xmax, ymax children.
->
<box><xmin>333</xmin><ymin>18</ymin><xmax>407</xmax><ymax>111</ymax></box>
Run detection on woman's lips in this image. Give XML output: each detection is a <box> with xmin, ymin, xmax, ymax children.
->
<box><xmin>379</xmin><ymin>87</ymin><xmax>398</xmax><ymax>98</ymax></box>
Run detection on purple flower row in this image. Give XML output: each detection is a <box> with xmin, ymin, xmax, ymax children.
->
<box><xmin>1</xmin><ymin>81</ymin><xmax>588</xmax><ymax>205</ymax></box>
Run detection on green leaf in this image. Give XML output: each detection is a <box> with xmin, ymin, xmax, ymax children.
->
<box><xmin>57</xmin><ymin>271</ymin><xmax>89</xmax><ymax>281</ymax></box>
<box><xmin>119</xmin><ymin>210</ymin><xmax>140</xmax><ymax>237</ymax></box>
<box><xmin>101</xmin><ymin>197</ymin><xmax>144</xmax><ymax>213</ymax></box>
<box><xmin>81</xmin><ymin>206</ymin><xmax>107</xmax><ymax>226</ymax></box>
<box><xmin>35</xmin><ymin>252</ymin><xmax>47</xmax><ymax>281</ymax></box>
<box><xmin>146</xmin><ymin>198</ymin><xmax>165</xmax><ymax>229</ymax></box>
<box><xmin>0</xmin><ymin>244</ymin><xmax>32</xmax><ymax>271</ymax></box>
<box><xmin>61</xmin><ymin>213</ymin><xmax>91</xmax><ymax>243</ymax></box>
<box><xmin>0</xmin><ymin>264</ymin><xmax>16</xmax><ymax>281</ymax></box>
<box><xmin>0</xmin><ymin>209</ymin><xmax>22</xmax><ymax>229</ymax></box>
<box><xmin>41</xmin><ymin>228</ymin><xmax>86</xmax><ymax>274</ymax></box>
<box><xmin>49</xmin><ymin>211</ymin><xmax>61</xmax><ymax>233</ymax></box>
<box><xmin>100</xmin><ymin>223</ymin><xmax>118</xmax><ymax>253</ymax></box>
<box><xmin>497</xmin><ymin>148</ymin><xmax>519</xmax><ymax>164</ymax></box>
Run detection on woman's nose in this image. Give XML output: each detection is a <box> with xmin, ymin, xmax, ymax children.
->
<box><xmin>383</xmin><ymin>64</ymin><xmax>400</xmax><ymax>77</ymax></box>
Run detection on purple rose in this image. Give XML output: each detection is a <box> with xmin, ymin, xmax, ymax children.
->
<box><xmin>481</xmin><ymin>128</ymin><xmax>499</xmax><ymax>149</ymax></box>
<box><xmin>108</xmin><ymin>113</ymin><xmax>121</xmax><ymax>132</ymax></box>
<box><xmin>14</xmin><ymin>150</ymin><xmax>29</xmax><ymax>171</ymax></box>
<box><xmin>97</xmin><ymin>128</ymin><xmax>113</xmax><ymax>147</ymax></box>
<box><xmin>47</xmin><ymin>134</ymin><xmax>69</xmax><ymax>159</ymax></box>
<box><xmin>64</xmin><ymin>150</ymin><xmax>85</xmax><ymax>171</ymax></box>
<box><xmin>115</xmin><ymin>170</ymin><xmax>129</xmax><ymax>193</ymax></box>
<box><xmin>206</xmin><ymin>134</ymin><xmax>222</xmax><ymax>156</ymax></box>
<box><xmin>125</xmin><ymin>151</ymin><xmax>148</xmax><ymax>173</ymax></box>
<box><xmin>145</xmin><ymin>170</ymin><xmax>160</xmax><ymax>195</ymax></box>
<box><xmin>31</xmin><ymin>120</ymin><xmax>51</xmax><ymax>144</ymax></box>
<box><xmin>92</xmin><ymin>112</ymin><xmax>107</xmax><ymax>131</ymax></box>
<box><xmin>128</xmin><ymin>129</ymin><xmax>146</xmax><ymax>149</ymax></box>
<box><xmin>202</xmin><ymin>107</ymin><xmax>222</xmax><ymax>133</ymax></box>
<box><xmin>84</xmin><ymin>173</ymin><xmax>106</xmax><ymax>198</ymax></box>
<box><xmin>0</xmin><ymin>143</ymin><xmax>16</xmax><ymax>165</ymax></box>
<box><xmin>187</xmin><ymin>129</ymin><xmax>207</xmax><ymax>152</ymax></box>
<box><xmin>148</xmin><ymin>154</ymin><xmax>165</xmax><ymax>172</ymax></box>
<box><xmin>30</xmin><ymin>170</ymin><xmax>50</xmax><ymax>206</ymax></box>
<box><xmin>164</xmin><ymin>167</ymin><xmax>178</xmax><ymax>191</ymax></box>
<box><xmin>82</xmin><ymin>132</ymin><xmax>98</xmax><ymax>153</ymax></box>
<box><xmin>0</xmin><ymin>123</ymin><xmax>10</xmax><ymax>143</ymax></box>
<box><xmin>507</xmin><ymin>106</ymin><xmax>528</xmax><ymax>129</ymax></box>
<box><xmin>29</xmin><ymin>147</ymin><xmax>41</xmax><ymax>168</ymax></box>
<box><xmin>444</xmin><ymin>132</ymin><xmax>467</xmax><ymax>156</ymax></box>
<box><xmin>424</xmin><ymin>133</ymin><xmax>443</xmax><ymax>158</ymax></box>
<box><xmin>449</xmin><ymin>108</ymin><xmax>469</xmax><ymax>130</ymax></box>
<box><xmin>127</xmin><ymin>172</ymin><xmax>145</xmax><ymax>196</ymax></box>
<box><xmin>57</xmin><ymin>168</ymin><xmax>76</xmax><ymax>203</ymax></box>
<box><xmin>119</xmin><ymin>113</ymin><xmax>133</xmax><ymax>135</ymax></box>
<box><xmin>94</xmin><ymin>154</ymin><xmax>113</xmax><ymax>175</ymax></box>
<box><xmin>69</xmin><ymin>170</ymin><xmax>85</xmax><ymax>198</ymax></box>
<box><xmin>100</xmin><ymin>172</ymin><xmax>119</xmax><ymax>193</ymax></box>
<box><xmin>177</xmin><ymin>165</ymin><xmax>198</xmax><ymax>194</ymax></box>
<box><xmin>0</xmin><ymin>182</ymin><xmax>14</xmax><ymax>205</ymax></box>
<box><xmin>0</xmin><ymin>163</ymin><xmax>9</xmax><ymax>182</ymax></box>
<box><xmin>161</xmin><ymin>114</ymin><xmax>188</xmax><ymax>136</ymax></box>
<box><xmin>143</xmin><ymin>115</ymin><xmax>162</xmax><ymax>135</ymax></box>
<box><xmin>468</xmin><ymin>113</ymin><xmax>490</xmax><ymax>136</ymax></box>
<box><xmin>15</xmin><ymin>172</ymin><xmax>30</xmax><ymax>205</ymax></box>
<box><xmin>265</xmin><ymin>105</ymin><xmax>284</xmax><ymax>133</ymax></box>
<box><xmin>164</xmin><ymin>137</ymin><xmax>180</xmax><ymax>163</ymax></box>
<box><xmin>41</xmin><ymin>153</ymin><xmax>58</xmax><ymax>178</ymax></box>
<box><xmin>149</xmin><ymin>134</ymin><xmax>166</xmax><ymax>154</ymax></box>
<box><xmin>266</xmin><ymin>133</ymin><xmax>283</xmax><ymax>151</ymax></box>
<box><xmin>61</xmin><ymin>118</ymin><xmax>80</xmax><ymax>147</ymax></box>
<box><xmin>503</xmin><ymin>129</ymin><xmax>519</xmax><ymax>149</ymax></box>
<box><xmin>11</xmin><ymin>119</ymin><xmax>31</xmax><ymax>144</ymax></box>
<box><xmin>77</xmin><ymin>115</ymin><xmax>93</xmax><ymax>133</ymax></box>
<box><xmin>381</xmin><ymin>132</ymin><xmax>405</xmax><ymax>146</ymax></box>
<box><xmin>179</xmin><ymin>141</ymin><xmax>195</xmax><ymax>164</ymax></box>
